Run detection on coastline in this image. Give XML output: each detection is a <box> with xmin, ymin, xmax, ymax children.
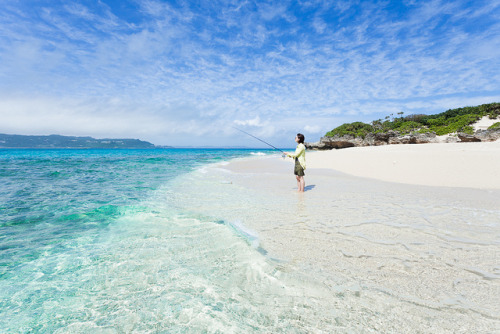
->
<box><xmin>204</xmin><ymin>141</ymin><xmax>500</xmax><ymax>331</ymax></box>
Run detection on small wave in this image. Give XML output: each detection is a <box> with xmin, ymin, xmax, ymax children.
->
<box><xmin>197</xmin><ymin>167</ymin><xmax>208</xmax><ymax>174</ymax></box>
<box><xmin>229</xmin><ymin>220</ymin><xmax>260</xmax><ymax>249</ymax></box>
<box><xmin>250</xmin><ymin>152</ymin><xmax>266</xmax><ymax>156</ymax></box>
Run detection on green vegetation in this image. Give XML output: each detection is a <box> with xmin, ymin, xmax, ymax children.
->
<box><xmin>325</xmin><ymin>102</ymin><xmax>500</xmax><ymax>138</ymax></box>
<box><xmin>325</xmin><ymin>122</ymin><xmax>374</xmax><ymax>138</ymax></box>
<box><xmin>489</xmin><ymin>122</ymin><xmax>500</xmax><ymax>130</ymax></box>
<box><xmin>426</xmin><ymin>114</ymin><xmax>480</xmax><ymax>135</ymax></box>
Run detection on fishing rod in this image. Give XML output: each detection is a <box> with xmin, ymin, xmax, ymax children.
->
<box><xmin>232</xmin><ymin>126</ymin><xmax>286</xmax><ymax>155</ymax></box>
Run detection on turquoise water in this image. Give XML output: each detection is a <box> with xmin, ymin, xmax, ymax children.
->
<box><xmin>2</xmin><ymin>149</ymin><xmax>499</xmax><ymax>332</ymax></box>
<box><xmin>0</xmin><ymin>149</ymin><xmax>338</xmax><ymax>333</ymax></box>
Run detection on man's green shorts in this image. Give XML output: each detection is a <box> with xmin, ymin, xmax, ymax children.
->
<box><xmin>294</xmin><ymin>159</ymin><xmax>305</xmax><ymax>176</ymax></box>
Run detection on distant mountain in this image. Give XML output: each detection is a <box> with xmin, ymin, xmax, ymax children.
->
<box><xmin>0</xmin><ymin>134</ymin><xmax>157</xmax><ymax>149</ymax></box>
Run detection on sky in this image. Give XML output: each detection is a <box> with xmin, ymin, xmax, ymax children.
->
<box><xmin>1</xmin><ymin>0</ymin><xmax>500</xmax><ymax>147</ymax></box>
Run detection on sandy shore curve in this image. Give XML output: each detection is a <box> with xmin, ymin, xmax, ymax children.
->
<box><xmin>171</xmin><ymin>141</ymin><xmax>500</xmax><ymax>331</ymax></box>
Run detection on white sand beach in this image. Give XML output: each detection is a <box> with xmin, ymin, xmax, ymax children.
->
<box><xmin>171</xmin><ymin>140</ymin><xmax>500</xmax><ymax>332</ymax></box>
<box><xmin>307</xmin><ymin>140</ymin><xmax>500</xmax><ymax>189</ymax></box>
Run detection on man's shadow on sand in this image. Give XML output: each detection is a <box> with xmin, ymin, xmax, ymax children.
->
<box><xmin>304</xmin><ymin>185</ymin><xmax>316</xmax><ymax>192</ymax></box>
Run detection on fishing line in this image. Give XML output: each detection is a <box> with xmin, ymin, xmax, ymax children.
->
<box><xmin>231</xmin><ymin>126</ymin><xmax>286</xmax><ymax>155</ymax></box>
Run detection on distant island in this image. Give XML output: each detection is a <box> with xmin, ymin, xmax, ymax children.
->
<box><xmin>0</xmin><ymin>134</ymin><xmax>158</xmax><ymax>149</ymax></box>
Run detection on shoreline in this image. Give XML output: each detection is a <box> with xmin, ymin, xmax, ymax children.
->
<box><xmin>209</xmin><ymin>141</ymin><xmax>500</xmax><ymax>331</ymax></box>
<box><xmin>164</xmin><ymin>145</ymin><xmax>500</xmax><ymax>331</ymax></box>
<box><xmin>222</xmin><ymin>140</ymin><xmax>500</xmax><ymax>190</ymax></box>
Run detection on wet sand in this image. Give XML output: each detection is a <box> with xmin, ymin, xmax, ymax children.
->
<box><xmin>170</xmin><ymin>142</ymin><xmax>500</xmax><ymax>332</ymax></box>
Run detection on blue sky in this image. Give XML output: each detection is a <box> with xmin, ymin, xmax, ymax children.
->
<box><xmin>1</xmin><ymin>0</ymin><xmax>500</xmax><ymax>147</ymax></box>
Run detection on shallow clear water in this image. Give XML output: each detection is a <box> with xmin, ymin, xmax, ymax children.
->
<box><xmin>2</xmin><ymin>149</ymin><xmax>499</xmax><ymax>333</ymax></box>
<box><xmin>1</xmin><ymin>149</ymin><xmax>339</xmax><ymax>333</ymax></box>
<box><xmin>166</xmin><ymin>156</ymin><xmax>500</xmax><ymax>333</ymax></box>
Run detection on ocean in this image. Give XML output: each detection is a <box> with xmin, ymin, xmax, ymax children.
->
<box><xmin>1</xmin><ymin>148</ymin><xmax>499</xmax><ymax>333</ymax></box>
<box><xmin>0</xmin><ymin>148</ymin><xmax>337</xmax><ymax>333</ymax></box>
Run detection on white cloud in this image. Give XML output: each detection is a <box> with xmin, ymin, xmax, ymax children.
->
<box><xmin>0</xmin><ymin>0</ymin><xmax>499</xmax><ymax>146</ymax></box>
<box><xmin>234</xmin><ymin>116</ymin><xmax>263</xmax><ymax>127</ymax></box>
<box><xmin>304</xmin><ymin>125</ymin><xmax>322</xmax><ymax>133</ymax></box>
<box><xmin>312</xmin><ymin>16</ymin><xmax>327</xmax><ymax>34</ymax></box>
<box><xmin>0</xmin><ymin>96</ymin><xmax>228</xmax><ymax>145</ymax></box>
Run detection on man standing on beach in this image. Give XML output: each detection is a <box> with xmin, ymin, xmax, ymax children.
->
<box><xmin>286</xmin><ymin>133</ymin><xmax>306</xmax><ymax>192</ymax></box>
